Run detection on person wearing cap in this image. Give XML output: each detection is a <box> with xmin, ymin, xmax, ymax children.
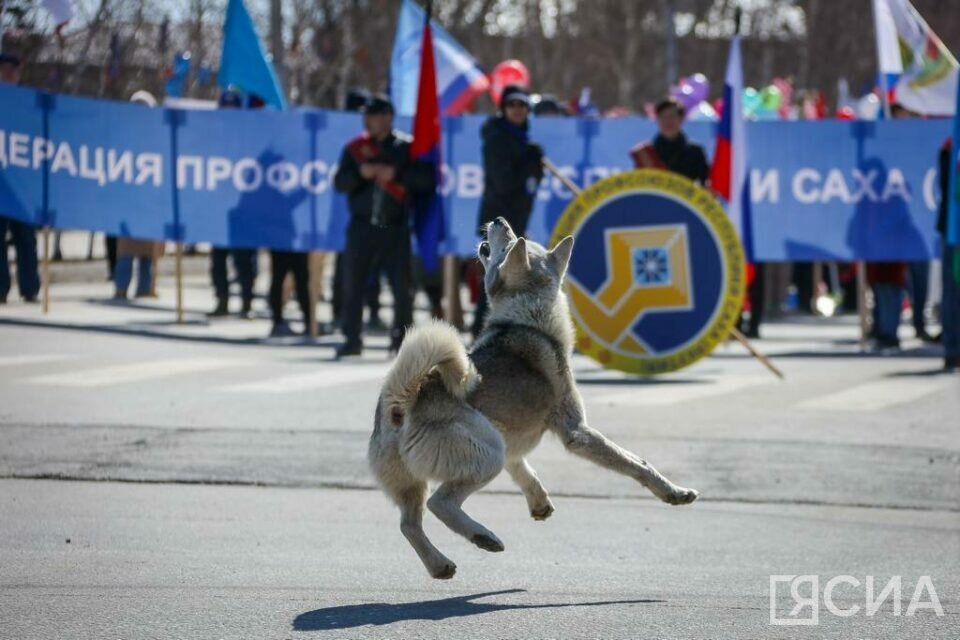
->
<box><xmin>0</xmin><ymin>52</ymin><xmax>41</xmax><ymax>304</ymax></box>
<box><xmin>333</xmin><ymin>93</ymin><xmax>435</xmax><ymax>357</ymax></box>
<box><xmin>472</xmin><ymin>84</ymin><xmax>545</xmax><ymax>337</ymax></box>
<box><xmin>207</xmin><ymin>89</ymin><xmax>259</xmax><ymax>319</ymax></box>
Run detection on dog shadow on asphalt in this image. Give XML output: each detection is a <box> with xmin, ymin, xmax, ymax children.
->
<box><xmin>292</xmin><ymin>589</ymin><xmax>663</xmax><ymax>631</ymax></box>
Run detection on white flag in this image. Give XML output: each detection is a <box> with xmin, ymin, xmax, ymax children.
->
<box><xmin>41</xmin><ymin>0</ymin><xmax>76</xmax><ymax>28</ymax></box>
<box><xmin>872</xmin><ymin>0</ymin><xmax>902</xmax><ymax>74</ymax></box>
<box><xmin>876</xmin><ymin>0</ymin><xmax>958</xmax><ymax>115</ymax></box>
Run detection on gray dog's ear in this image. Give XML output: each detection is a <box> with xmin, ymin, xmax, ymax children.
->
<box><xmin>502</xmin><ymin>237</ymin><xmax>530</xmax><ymax>272</ymax></box>
<box><xmin>549</xmin><ymin>235</ymin><xmax>574</xmax><ymax>277</ymax></box>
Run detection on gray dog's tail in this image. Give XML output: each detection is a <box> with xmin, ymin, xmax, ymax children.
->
<box><xmin>382</xmin><ymin>320</ymin><xmax>479</xmax><ymax>423</ymax></box>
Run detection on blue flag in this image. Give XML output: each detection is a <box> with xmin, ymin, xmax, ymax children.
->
<box><xmin>390</xmin><ymin>0</ymin><xmax>489</xmax><ymax>117</ymax></box>
<box><xmin>219</xmin><ymin>0</ymin><xmax>286</xmax><ymax>109</ymax></box>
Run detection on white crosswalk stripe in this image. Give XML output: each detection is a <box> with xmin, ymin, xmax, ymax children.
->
<box><xmin>26</xmin><ymin>358</ymin><xmax>241</xmax><ymax>387</ymax></box>
<box><xmin>217</xmin><ymin>366</ymin><xmax>388</xmax><ymax>393</ymax></box>
<box><xmin>0</xmin><ymin>354</ymin><xmax>77</xmax><ymax>368</ymax></box>
<box><xmin>796</xmin><ymin>377</ymin><xmax>955</xmax><ymax>412</ymax></box>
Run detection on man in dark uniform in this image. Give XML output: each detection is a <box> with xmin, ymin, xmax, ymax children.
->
<box><xmin>333</xmin><ymin>94</ymin><xmax>435</xmax><ymax>358</ymax></box>
<box><xmin>630</xmin><ymin>96</ymin><xmax>708</xmax><ymax>183</ymax></box>
<box><xmin>472</xmin><ymin>84</ymin><xmax>545</xmax><ymax>336</ymax></box>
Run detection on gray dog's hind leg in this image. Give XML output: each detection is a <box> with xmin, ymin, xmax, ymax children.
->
<box><xmin>554</xmin><ymin>411</ymin><xmax>699</xmax><ymax>505</ymax></box>
<box><xmin>395</xmin><ymin>483</ymin><xmax>458</xmax><ymax>579</ymax></box>
<box><xmin>427</xmin><ymin>480</ymin><xmax>505</xmax><ymax>552</ymax></box>
<box><xmin>505</xmin><ymin>458</ymin><xmax>555</xmax><ymax>520</ymax></box>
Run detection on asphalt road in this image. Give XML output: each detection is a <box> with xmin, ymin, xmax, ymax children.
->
<box><xmin>0</xmin><ymin>275</ymin><xmax>958</xmax><ymax>639</ymax></box>
<box><xmin>1</xmin><ymin>480</ymin><xmax>957</xmax><ymax>640</ymax></box>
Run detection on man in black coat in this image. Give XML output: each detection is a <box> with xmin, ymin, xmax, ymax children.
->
<box><xmin>630</xmin><ymin>97</ymin><xmax>709</xmax><ymax>183</ymax></box>
<box><xmin>333</xmin><ymin>94</ymin><xmax>435</xmax><ymax>357</ymax></box>
<box><xmin>472</xmin><ymin>85</ymin><xmax>545</xmax><ymax>336</ymax></box>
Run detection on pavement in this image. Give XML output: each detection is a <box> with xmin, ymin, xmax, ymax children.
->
<box><xmin>0</xmin><ymin>242</ymin><xmax>958</xmax><ymax>639</ymax></box>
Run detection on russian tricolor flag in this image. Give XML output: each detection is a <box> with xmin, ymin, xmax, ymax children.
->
<box><xmin>409</xmin><ymin>2</ymin><xmax>445</xmax><ymax>274</ymax></box>
<box><xmin>391</xmin><ymin>0</ymin><xmax>489</xmax><ymax>117</ymax></box>
<box><xmin>710</xmin><ymin>36</ymin><xmax>752</xmax><ymax>259</ymax></box>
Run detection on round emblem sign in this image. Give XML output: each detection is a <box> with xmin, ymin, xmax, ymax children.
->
<box><xmin>550</xmin><ymin>169</ymin><xmax>746</xmax><ymax>375</ymax></box>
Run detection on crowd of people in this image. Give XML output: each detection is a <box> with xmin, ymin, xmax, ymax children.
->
<box><xmin>1</xmin><ymin>47</ymin><xmax>958</xmax><ymax>372</ymax></box>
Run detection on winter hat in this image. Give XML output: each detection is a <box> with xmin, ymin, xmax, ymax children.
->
<box><xmin>500</xmin><ymin>84</ymin><xmax>531</xmax><ymax>109</ymax></box>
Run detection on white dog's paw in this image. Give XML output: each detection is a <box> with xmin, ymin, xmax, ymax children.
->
<box><xmin>530</xmin><ymin>499</ymin><xmax>555</xmax><ymax>521</ymax></box>
<box><xmin>429</xmin><ymin>561</ymin><xmax>457</xmax><ymax>580</ymax></box>
<box><xmin>662</xmin><ymin>486</ymin><xmax>699</xmax><ymax>506</ymax></box>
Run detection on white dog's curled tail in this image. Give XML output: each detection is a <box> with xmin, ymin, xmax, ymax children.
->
<box><xmin>381</xmin><ymin>320</ymin><xmax>479</xmax><ymax>425</ymax></box>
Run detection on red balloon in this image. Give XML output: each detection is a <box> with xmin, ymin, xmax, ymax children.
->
<box><xmin>489</xmin><ymin>60</ymin><xmax>531</xmax><ymax>105</ymax></box>
<box><xmin>836</xmin><ymin>106</ymin><xmax>856</xmax><ymax>120</ymax></box>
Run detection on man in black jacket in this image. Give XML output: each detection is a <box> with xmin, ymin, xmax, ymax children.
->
<box><xmin>333</xmin><ymin>94</ymin><xmax>435</xmax><ymax>357</ymax></box>
<box><xmin>472</xmin><ymin>85</ymin><xmax>545</xmax><ymax>336</ymax></box>
<box><xmin>630</xmin><ymin>97</ymin><xmax>709</xmax><ymax>183</ymax></box>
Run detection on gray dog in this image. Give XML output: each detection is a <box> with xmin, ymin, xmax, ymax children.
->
<box><xmin>368</xmin><ymin>217</ymin><xmax>699</xmax><ymax>579</ymax></box>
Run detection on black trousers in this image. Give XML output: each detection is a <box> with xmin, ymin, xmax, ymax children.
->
<box><xmin>105</xmin><ymin>235</ymin><xmax>117</xmax><ymax>279</ymax></box>
<box><xmin>269</xmin><ymin>250</ymin><xmax>311</xmax><ymax>326</ymax></box>
<box><xmin>340</xmin><ymin>219</ymin><xmax>411</xmax><ymax>345</ymax></box>
<box><xmin>211</xmin><ymin>247</ymin><xmax>257</xmax><ymax>303</ymax></box>
<box><xmin>739</xmin><ymin>263</ymin><xmax>766</xmax><ymax>334</ymax></box>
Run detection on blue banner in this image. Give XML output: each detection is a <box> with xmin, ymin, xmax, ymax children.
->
<box><xmin>0</xmin><ymin>84</ymin><xmax>951</xmax><ymax>260</ymax></box>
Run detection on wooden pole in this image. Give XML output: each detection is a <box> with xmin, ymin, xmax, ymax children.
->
<box><xmin>730</xmin><ymin>327</ymin><xmax>785</xmax><ymax>379</ymax></box>
<box><xmin>542</xmin><ymin>156</ymin><xmax>783</xmax><ymax>380</ymax></box>
<box><xmin>41</xmin><ymin>226</ymin><xmax>51</xmax><ymax>314</ymax></box>
<box><xmin>542</xmin><ymin>157</ymin><xmax>580</xmax><ymax>196</ymax></box>
<box><xmin>308</xmin><ymin>251</ymin><xmax>321</xmax><ymax>337</ymax></box>
<box><xmin>175</xmin><ymin>242</ymin><xmax>184</xmax><ymax>324</ymax></box>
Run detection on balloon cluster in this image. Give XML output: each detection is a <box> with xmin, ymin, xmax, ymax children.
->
<box><xmin>670</xmin><ymin>73</ymin><xmax>718</xmax><ymax>121</ymax></box>
<box><xmin>742</xmin><ymin>78</ymin><xmax>792</xmax><ymax>120</ymax></box>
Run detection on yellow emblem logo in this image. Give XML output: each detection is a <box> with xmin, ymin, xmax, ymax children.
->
<box><xmin>551</xmin><ymin>170</ymin><xmax>745</xmax><ymax>375</ymax></box>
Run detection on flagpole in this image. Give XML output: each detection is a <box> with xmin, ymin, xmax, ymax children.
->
<box><xmin>871</xmin><ymin>0</ymin><xmax>893</xmax><ymax>119</ymax></box>
<box><xmin>541</xmin><ymin>157</ymin><xmax>784</xmax><ymax>380</ymax></box>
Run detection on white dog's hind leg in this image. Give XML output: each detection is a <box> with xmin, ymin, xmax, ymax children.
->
<box><xmin>427</xmin><ymin>480</ymin><xmax>505</xmax><ymax>552</ymax></box>
<box><xmin>505</xmin><ymin>458</ymin><xmax>554</xmax><ymax>520</ymax></box>
<box><xmin>395</xmin><ymin>483</ymin><xmax>458</xmax><ymax>579</ymax></box>
<box><xmin>554</xmin><ymin>410</ymin><xmax>699</xmax><ymax>506</ymax></box>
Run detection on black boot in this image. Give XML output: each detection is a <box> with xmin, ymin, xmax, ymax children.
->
<box><xmin>208</xmin><ymin>299</ymin><xmax>229</xmax><ymax>317</ymax></box>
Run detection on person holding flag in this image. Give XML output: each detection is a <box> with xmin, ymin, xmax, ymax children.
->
<box><xmin>333</xmin><ymin>94</ymin><xmax>436</xmax><ymax>358</ymax></box>
<box><xmin>708</xmin><ymin>31</ymin><xmax>764</xmax><ymax>339</ymax></box>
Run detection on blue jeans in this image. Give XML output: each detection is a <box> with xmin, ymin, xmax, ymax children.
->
<box><xmin>943</xmin><ymin>243</ymin><xmax>959</xmax><ymax>359</ymax></box>
<box><xmin>0</xmin><ymin>216</ymin><xmax>40</xmax><ymax>300</ymax></box>
<box><xmin>114</xmin><ymin>256</ymin><xmax>153</xmax><ymax>297</ymax></box>
<box><xmin>873</xmin><ymin>283</ymin><xmax>903</xmax><ymax>342</ymax></box>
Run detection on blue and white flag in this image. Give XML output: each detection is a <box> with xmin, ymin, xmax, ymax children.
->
<box><xmin>219</xmin><ymin>0</ymin><xmax>286</xmax><ymax>110</ymax></box>
<box><xmin>390</xmin><ymin>0</ymin><xmax>489</xmax><ymax>117</ymax></box>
